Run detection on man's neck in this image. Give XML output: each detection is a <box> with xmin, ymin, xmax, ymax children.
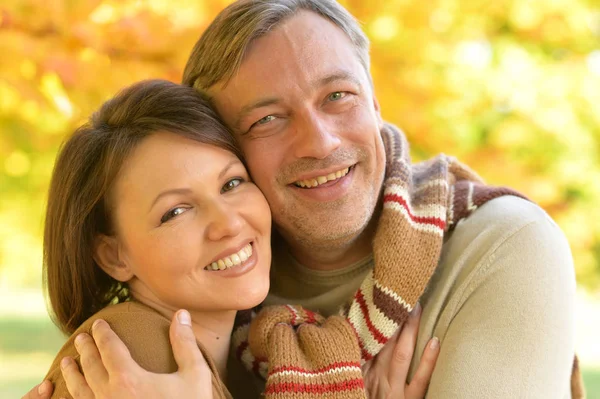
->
<box><xmin>275</xmin><ymin>213</ymin><xmax>378</xmax><ymax>272</ymax></box>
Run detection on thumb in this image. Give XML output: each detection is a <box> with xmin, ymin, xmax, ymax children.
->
<box><xmin>22</xmin><ymin>381</ymin><xmax>53</xmax><ymax>399</ymax></box>
<box><xmin>169</xmin><ymin>310</ymin><xmax>211</xmax><ymax>378</ymax></box>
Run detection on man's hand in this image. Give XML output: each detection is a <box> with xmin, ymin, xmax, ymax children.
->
<box><xmin>21</xmin><ymin>381</ymin><xmax>53</xmax><ymax>399</ymax></box>
<box><xmin>362</xmin><ymin>303</ymin><xmax>440</xmax><ymax>399</ymax></box>
<box><xmin>61</xmin><ymin>309</ymin><xmax>212</xmax><ymax>399</ymax></box>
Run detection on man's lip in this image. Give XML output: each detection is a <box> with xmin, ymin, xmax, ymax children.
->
<box><xmin>205</xmin><ymin>239</ymin><xmax>253</xmax><ymax>266</ymax></box>
<box><xmin>288</xmin><ymin>164</ymin><xmax>356</xmax><ymax>184</ymax></box>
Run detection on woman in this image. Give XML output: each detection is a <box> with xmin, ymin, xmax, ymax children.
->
<box><xmin>38</xmin><ymin>79</ymin><xmax>439</xmax><ymax>399</ymax></box>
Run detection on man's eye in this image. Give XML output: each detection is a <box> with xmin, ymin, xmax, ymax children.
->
<box><xmin>160</xmin><ymin>207</ymin><xmax>187</xmax><ymax>224</ymax></box>
<box><xmin>328</xmin><ymin>91</ymin><xmax>347</xmax><ymax>101</ymax></box>
<box><xmin>256</xmin><ymin>115</ymin><xmax>276</xmax><ymax>125</ymax></box>
<box><xmin>221</xmin><ymin>178</ymin><xmax>244</xmax><ymax>193</ymax></box>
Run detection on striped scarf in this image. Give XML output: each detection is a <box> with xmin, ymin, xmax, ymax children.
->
<box><xmin>232</xmin><ymin>123</ymin><xmax>583</xmax><ymax>398</ymax></box>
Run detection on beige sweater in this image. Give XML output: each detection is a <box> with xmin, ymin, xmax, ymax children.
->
<box><xmin>44</xmin><ymin>301</ymin><xmax>232</xmax><ymax>399</ymax></box>
<box><xmin>263</xmin><ymin>196</ymin><xmax>576</xmax><ymax>398</ymax></box>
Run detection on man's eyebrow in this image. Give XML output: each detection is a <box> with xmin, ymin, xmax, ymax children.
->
<box><xmin>314</xmin><ymin>71</ymin><xmax>362</xmax><ymax>89</ymax></box>
<box><xmin>234</xmin><ymin>97</ymin><xmax>281</xmax><ymax>132</ymax></box>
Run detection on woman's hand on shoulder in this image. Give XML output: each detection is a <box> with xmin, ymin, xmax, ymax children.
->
<box><xmin>60</xmin><ymin>310</ymin><xmax>213</xmax><ymax>399</ymax></box>
<box><xmin>362</xmin><ymin>303</ymin><xmax>440</xmax><ymax>399</ymax></box>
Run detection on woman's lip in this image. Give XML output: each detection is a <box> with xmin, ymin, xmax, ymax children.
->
<box><xmin>206</xmin><ymin>239</ymin><xmax>253</xmax><ymax>266</ymax></box>
<box><xmin>205</xmin><ymin>242</ymin><xmax>258</xmax><ymax>278</ymax></box>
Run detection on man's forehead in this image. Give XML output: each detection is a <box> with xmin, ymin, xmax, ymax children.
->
<box><xmin>212</xmin><ymin>12</ymin><xmax>358</xmax><ymax>87</ymax></box>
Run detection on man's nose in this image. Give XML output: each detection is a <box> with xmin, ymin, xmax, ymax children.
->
<box><xmin>292</xmin><ymin>111</ymin><xmax>341</xmax><ymax>159</ymax></box>
<box><xmin>205</xmin><ymin>201</ymin><xmax>244</xmax><ymax>242</ymax></box>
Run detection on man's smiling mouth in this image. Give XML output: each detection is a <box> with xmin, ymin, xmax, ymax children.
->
<box><xmin>293</xmin><ymin>166</ymin><xmax>353</xmax><ymax>188</ymax></box>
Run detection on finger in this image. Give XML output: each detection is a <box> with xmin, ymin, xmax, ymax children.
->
<box><xmin>405</xmin><ymin>337</ymin><xmax>440</xmax><ymax>399</ymax></box>
<box><xmin>21</xmin><ymin>381</ymin><xmax>53</xmax><ymax>399</ymax></box>
<box><xmin>90</xmin><ymin>319</ymin><xmax>137</xmax><ymax>375</ymax></box>
<box><xmin>366</xmin><ymin>328</ymin><xmax>400</xmax><ymax>373</ymax></box>
<box><xmin>74</xmin><ymin>332</ymin><xmax>109</xmax><ymax>393</ymax></box>
<box><xmin>388</xmin><ymin>302</ymin><xmax>422</xmax><ymax>389</ymax></box>
<box><xmin>60</xmin><ymin>356</ymin><xmax>94</xmax><ymax>399</ymax></box>
<box><xmin>170</xmin><ymin>310</ymin><xmax>210</xmax><ymax>377</ymax></box>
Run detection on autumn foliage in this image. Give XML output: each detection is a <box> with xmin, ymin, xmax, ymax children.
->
<box><xmin>0</xmin><ymin>0</ymin><xmax>599</xmax><ymax>289</ymax></box>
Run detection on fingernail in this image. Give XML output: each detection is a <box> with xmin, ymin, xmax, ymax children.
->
<box><xmin>430</xmin><ymin>337</ymin><xmax>440</xmax><ymax>350</ymax></box>
<box><xmin>92</xmin><ymin>319</ymin><xmax>102</xmax><ymax>330</ymax></box>
<box><xmin>74</xmin><ymin>333</ymin><xmax>85</xmax><ymax>350</ymax></box>
<box><xmin>60</xmin><ymin>357</ymin><xmax>70</xmax><ymax>370</ymax></box>
<box><xmin>38</xmin><ymin>381</ymin><xmax>48</xmax><ymax>395</ymax></box>
<box><xmin>177</xmin><ymin>310</ymin><xmax>191</xmax><ymax>326</ymax></box>
<box><xmin>410</xmin><ymin>302</ymin><xmax>422</xmax><ymax>318</ymax></box>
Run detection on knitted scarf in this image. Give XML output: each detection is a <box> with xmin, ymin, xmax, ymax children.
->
<box><xmin>232</xmin><ymin>123</ymin><xmax>584</xmax><ymax>398</ymax></box>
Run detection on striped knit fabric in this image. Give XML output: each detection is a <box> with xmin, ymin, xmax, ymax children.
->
<box><xmin>232</xmin><ymin>123</ymin><xmax>584</xmax><ymax>399</ymax></box>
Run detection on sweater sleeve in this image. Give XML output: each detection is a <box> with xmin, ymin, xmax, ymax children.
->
<box><xmin>416</xmin><ymin>196</ymin><xmax>576</xmax><ymax>398</ymax></box>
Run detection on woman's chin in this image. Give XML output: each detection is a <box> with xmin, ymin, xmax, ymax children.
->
<box><xmin>233</xmin><ymin>282</ymin><xmax>270</xmax><ymax>311</ymax></box>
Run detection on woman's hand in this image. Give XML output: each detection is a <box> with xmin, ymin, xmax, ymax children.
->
<box><xmin>60</xmin><ymin>310</ymin><xmax>213</xmax><ymax>399</ymax></box>
<box><xmin>362</xmin><ymin>303</ymin><xmax>440</xmax><ymax>399</ymax></box>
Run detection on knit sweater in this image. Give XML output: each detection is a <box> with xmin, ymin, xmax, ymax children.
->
<box><xmin>231</xmin><ymin>123</ymin><xmax>583</xmax><ymax>398</ymax></box>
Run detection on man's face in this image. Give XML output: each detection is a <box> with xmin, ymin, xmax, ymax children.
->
<box><xmin>209</xmin><ymin>11</ymin><xmax>386</xmax><ymax>250</ymax></box>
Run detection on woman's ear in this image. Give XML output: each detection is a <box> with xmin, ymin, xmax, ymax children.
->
<box><xmin>94</xmin><ymin>235</ymin><xmax>134</xmax><ymax>282</ymax></box>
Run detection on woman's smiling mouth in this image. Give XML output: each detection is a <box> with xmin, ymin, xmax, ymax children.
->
<box><xmin>204</xmin><ymin>242</ymin><xmax>253</xmax><ymax>271</ymax></box>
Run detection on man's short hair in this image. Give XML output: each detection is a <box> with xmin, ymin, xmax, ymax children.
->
<box><xmin>182</xmin><ymin>0</ymin><xmax>370</xmax><ymax>92</ymax></box>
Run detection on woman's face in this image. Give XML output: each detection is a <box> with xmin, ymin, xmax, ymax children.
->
<box><xmin>106</xmin><ymin>131</ymin><xmax>272</xmax><ymax>313</ymax></box>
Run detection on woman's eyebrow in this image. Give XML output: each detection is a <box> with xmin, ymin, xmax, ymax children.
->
<box><xmin>218</xmin><ymin>158</ymin><xmax>240</xmax><ymax>180</ymax></box>
<box><xmin>149</xmin><ymin>188</ymin><xmax>193</xmax><ymax>212</ymax></box>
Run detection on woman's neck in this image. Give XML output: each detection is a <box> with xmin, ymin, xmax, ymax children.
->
<box><xmin>129</xmin><ymin>288</ymin><xmax>235</xmax><ymax>379</ymax></box>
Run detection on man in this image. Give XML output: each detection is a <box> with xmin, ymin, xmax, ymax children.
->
<box><xmin>26</xmin><ymin>0</ymin><xmax>579</xmax><ymax>398</ymax></box>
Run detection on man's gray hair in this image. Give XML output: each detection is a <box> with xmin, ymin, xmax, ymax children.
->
<box><xmin>182</xmin><ymin>0</ymin><xmax>370</xmax><ymax>92</ymax></box>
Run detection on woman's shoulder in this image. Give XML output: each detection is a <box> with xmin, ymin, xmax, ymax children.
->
<box><xmin>80</xmin><ymin>301</ymin><xmax>176</xmax><ymax>370</ymax></box>
<box><xmin>79</xmin><ymin>301</ymin><xmax>171</xmax><ymax>332</ymax></box>
<box><xmin>44</xmin><ymin>302</ymin><xmax>177</xmax><ymax>397</ymax></box>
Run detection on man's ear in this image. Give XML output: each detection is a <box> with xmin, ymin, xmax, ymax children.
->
<box><xmin>373</xmin><ymin>95</ymin><xmax>384</xmax><ymax>129</ymax></box>
<box><xmin>94</xmin><ymin>235</ymin><xmax>134</xmax><ymax>282</ymax></box>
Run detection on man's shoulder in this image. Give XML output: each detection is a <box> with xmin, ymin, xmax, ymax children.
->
<box><xmin>430</xmin><ymin>194</ymin><xmax>570</xmax><ymax>297</ymax></box>
<box><xmin>448</xmin><ymin>194</ymin><xmax>557</xmax><ymax>247</ymax></box>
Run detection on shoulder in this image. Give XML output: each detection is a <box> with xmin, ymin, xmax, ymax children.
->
<box><xmin>452</xmin><ymin>194</ymin><xmax>558</xmax><ymax>240</ymax></box>
<box><xmin>428</xmin><ymin>195</ymin><xmax>574</xmax><ymax>302</ymax></box>
<box><xmin>446</xmin><ymin>195</ymin><xmax>569</xmax><ymax>261</ymax></box>
<box><xmin>85</xmin><ymin>302</ymin><xmax>176</xmax><ymax>373</ymax></box>
<box><xmin>45</xmin><ymin>302</ymin><xmax>176</xmax><ymax>393</ymax></box>
<box><xmin>81</xmin><ymin>301</ymin><xmax>171</xmax><ymax>333</ymax></box>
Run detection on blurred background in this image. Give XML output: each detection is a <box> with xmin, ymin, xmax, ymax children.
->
<box><xmin>0</xmin><ymin>0</ymin><xmax>599</xmax><ymax>396</ymax></box>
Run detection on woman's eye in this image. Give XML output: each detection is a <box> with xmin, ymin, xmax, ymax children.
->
<box><xmin>221</xmin><ymin>178</ymin><xmax>243</xmax><ymax>193</ymax></box>
<box><xmin>160</xmin><ymin>207</ymin><xmax>187</xmax><ymax>224</ymax></box>
<box><xmin>328</xmin><ymin>91</ymin><xmax>347</xmax><ymax>101</ymax></box>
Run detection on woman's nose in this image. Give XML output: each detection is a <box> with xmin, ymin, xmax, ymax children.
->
<box><xmin>205</xmin><ymin>201</ymin><xmax>244</xmax><ymax>241</ymax></box>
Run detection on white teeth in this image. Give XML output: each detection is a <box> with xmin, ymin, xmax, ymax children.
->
<box><xmin>205</xmin><ymin>244</ymin><xmax>253</xmax><ymax>271</ymax></box>
<box><xmin>295</xmin><ymin>167</ymin><xmax>350</xmax><ymax>188</ymax></box>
